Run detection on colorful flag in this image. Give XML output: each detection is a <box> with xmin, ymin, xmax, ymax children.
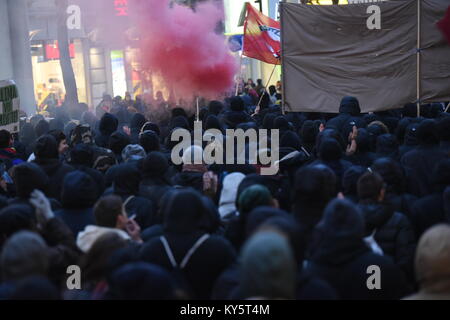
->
<box><xmin>437</xmin><ymin>6</ymin><xmax>450</xmax><ymax>44</ymax></box>
<box><xmin>243</xmin><ymin>3</ymin><xmax>281</xmax><ymax>65</ymax></box>
<box><xmin>228</xmin><ymin>35</ymin><xmax>243</xmax><ymax>52</ymax></box>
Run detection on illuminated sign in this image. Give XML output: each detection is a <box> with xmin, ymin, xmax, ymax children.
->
<box><xmin>45</xmin><ymin>41</ymin><xmax>76</xmax><ymax>60</ymax></box>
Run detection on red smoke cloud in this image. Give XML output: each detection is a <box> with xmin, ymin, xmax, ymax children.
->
<box><xmin>134</xmin><ymin>0</ymin><xmax>237</xmax><ymax>100</ymax></box>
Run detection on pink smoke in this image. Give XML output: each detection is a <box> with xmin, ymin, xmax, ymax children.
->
<box><xmin>134</xmin><ymin>0</ymin><xmax>237</xmax><ymax>100</ymax></box>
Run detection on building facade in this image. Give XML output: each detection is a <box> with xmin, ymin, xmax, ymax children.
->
<box><xmin>0</xmin><ymin>0</ymin><xmax>37</xmax><ymax>115</ymax></box>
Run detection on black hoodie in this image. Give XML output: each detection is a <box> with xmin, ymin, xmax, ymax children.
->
<box><xmin>326</xmin><ymin>96</ymin><xmax>366</xmax><ymax>140</ymax></box>
<box><xmin>33</xmin><ymin>135</ymin><xmax>74</xmax><ymax>201</ymax></box>
<box><xmin>357</xmin><ymin>201</ymin><xmax>416</xmax><ymax>283</ymax></box>
<box><xmin>401</xmin><ymin>120</ymin><xmax>447</xmax><ymax>197</ymax></box>
<box><xmin>112</xmin><ymin>164</ymin><xmax>156</xmax><ymax>229</ymax></box>
<box><xmin>306</xmin><ymin>199</ymin><xmax>411</xmax><ymax>299</ymax></box>
<box><xmin>129</xmin><ymin>113</ymin><xmax>146</xmax><ymax>144</ymax></box>
<box><xmin>139</xmin><ymin>190</ymin><xmax>236</xmax><ymax>299</ymax></box>
<box><xmin>55</xmin><ymin>171</ymin><xmax>97</xmax><ymax>236</ymax></box>
<box><xmin>139</xmin><ymin>152</ymin><xmax>173</xmax><ymax>214</ymax></box>
<box><xmin>95</xmin><ymin>113</ymin><xmax>119</xmax><ymax>148</ymax></box>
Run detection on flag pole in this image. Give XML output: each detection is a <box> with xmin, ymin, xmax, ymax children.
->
<box><xmin>256</xmin><ymin>62</ymin><xmax>278</xmax><ymax>111</ymax></box>
<box><xmin>196</xmin><ymin>96</ymin><xmax>200</xmax><ymax>122</ymax></box>
<box><xmin>416</xmin><ymin>0</ymin><xmax>421</xmax><ymax>118</ymax></box>
<box><xmin>235</xmin><ymin>51</ymin><xmax>243</xmax><ymax>96</ymax></box>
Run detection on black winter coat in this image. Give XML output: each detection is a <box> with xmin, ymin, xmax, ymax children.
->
<box><xmin>410</xmin><ymin>193</ymin><xmax>447</xmax><ymax>241</ymax></box>
<box><xmin>306</xmin><ymin>236</ymin><xmax>411</xmax><ymax>300</ymax></box>
<box><xmin>401</xmin><ymin>145</ymin><xmax>447</xmax><ymax>197</ymax></box>
<box><xmin>33</xmin><ymin>159</ymin><xmax>75</xmax><ymax>201</ymax></box>
<box><xmin>140</xmin><ymin>231</ymin><xmax>236</xmax><ymax>299</ymax></box>
<box><xmin>358</xmin><ymin>202</ymin><xmax>416</xmax><ymax>282</ymax></box>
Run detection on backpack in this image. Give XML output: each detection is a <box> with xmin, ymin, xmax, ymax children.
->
<box><xmin>160</xmin><ymin>234</ymin><xmax>210</xmax><ymax>298</ymax></box>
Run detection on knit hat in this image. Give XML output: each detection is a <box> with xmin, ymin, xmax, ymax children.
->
<box><xmin>238</xmin><ymin>184</ymin><xmax>273</xmax><ymax>217</ymax></box>
<box><xmin>121</xmin><ymin>144</ymin><xmax>146</xmax><ymax>163</ymax></box>
<box><xmin>1</xmin><ymin>231</ymin><xmax>49</xmax><ymax>281</ymax></box>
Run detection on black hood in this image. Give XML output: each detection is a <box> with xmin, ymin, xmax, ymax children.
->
<box><xmin>224</xmin><ymin>111</ymin><xmax>250</xmax><ymax>129</ymax></box>
<box><xmin>339</xmin><ymin>96</ymin><xmax>361</xmax><ymax>116</ymax></box>
<box><xmin>395</xmin><ymin>118</ymin><xmax>412</xmax><ymax>144</ymax></box>
<box><xmin>49</xmin><ymin>118</ymin><xmax>64</xmax><ymax>132</ymax></box>
<box><xmin>417</xmin><ymin>119</ymin><xmax>439</xmax><ymax>145</ymax></box>
<box><xmin>12</xmin><ymin>163</ymin><xmax>49</xmax><ymax>198</ymax></box>
<box><xmin>371</xmin><ymin>157</ymin><xmax>404</xmax><ymax>194</ymax></box>
<box><xmin>230</xmin><ymin>96</ymin><xmax>245</xmax><ymax>112</ymax></box>
<box><xmin>280</xmin><ymin>131</ymin><xmax>301</xmax><ymax>150</ymax></box>
<box><xmin>319</xmin><ymin>138</ymin><xmax>342</xmax><ymax>161</ymax></box>
<box><xmin>99</xmin><ymin>113</ymin><xmax>119</xmax><ymax>135</ymax></box>
<box><xmin>19</xmin><ymin>123</ymin><xmax>36</xmax><ymax>146</ymax></box>
<box><xmin>113</xmin><ymin>164</ymin><xmax>141</xmax><ymax>196</ymax></box>
<box><xmin>61</xmin><ymin>171</ymin><xmax>98</xmax><ymax>208</ymax></box>
<box><xmin>376</xmin><ymin>134</ymin><xmax>399</xmax><ymax>157</ymax></box>
<box><xmin>0</xmin><ymin>205</ymin><xmax>36</xmax><ymax>240</ymax></box>
<box><xmin>300</xmin><ymin>120</ymin><xmax>319</xmax><ymax>144</ymax></box>
<box><xmin>404</xmin><ymin>123</ymin><xmax>419</xmax><ymax>146</ymax></box>
<box><xmin>70</xmin><ymin>143</ymin><xmax>94</xmax><ymax>167</ymax></box>
<box><xmin>139</xmin><ymin>130</ymin><xmax>160</xmax><ymax>153</ymax></box>
<box><xmin>245</xmin><ymin>206</ymin><xmax>289</xmax><ymax>238</ymax></box>
<box><xmin>262</xmin><ymin>113</ymin><xmax>277</xmax><ymax>130</ymax></box>
<box><xmin>312</xmin><ymin>199</ymin><xmax>367</xmax><ymax>266</ymax></box>
<box><xmin>109</xmin><ymin>132</ymin><xmax>130</xmax><ymax>155</ymax></box>
<box><xmin>34</xmin><ymin>135</ymin><xmax>59</xmax><ymax>160</ymax></box>
<box><xmin>141</xmin><ymin>122</ymin><xmax>160</xmax><ymax>136</ymax></box>
<box><xmin>355</xmin><ymin>128</ymin><xmax>373</xmax><ymax>153</ymax></box>
<box><xmin>358</xmin><ymin>202</ymin><xmax>394</xmax><ymax>233</ymax></box>
<box><xmin>208</xmin><ymin>100</ymin><xmax>224</xmax><ymax>115</ymax></box>
<box><xmin>130</xmin><ymin>113</ymin><xmax>146</xmax><ymax>131</ymax></box>
<box><xmin>342</xmin><ymin>166</ymin><xmax>367</xmax><ymax>197</ymax></box>
<box><xmin>163</xmin><ymin>189</ymin><xmax>205</xmax><ymax>234</ymax></box>
<box><xmin>323</xmin><ymin>199</ymin><xmax>364</xmax><ymax>238</ymax></box>
<box><xmin>34</xmin><ymin>120</ymin><xmax>49</xmax><ymax>138</ymax></box>
<box><xmin>170</xmin><ymin>116</ymin><xmax>190</xmax><ymax>131</ymax></box>
<box><xmin>273</xmin><ymin>116</ymin><xmax>290</xmax><ymax>131</ymax></box>
<box><xmin>437</xmin><ymin>116</ymin><xmax>450</xmax><ymax>142</ymax></box>
<box><xmin>142</xmin><ymin>152</ymin><xmax>170</xmax><ymax>180</ymax></box>
<box><xmin>204</xmin><ymin>115</ymin><xmax>223</xmax><ymax>131</ymax></box>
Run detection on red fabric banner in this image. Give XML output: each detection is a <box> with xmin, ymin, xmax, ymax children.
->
<box><xmin>243</xmin><ymin>3</ymin><xmax>281</xmax><ymax>65</ymax></box>
<box><xmin>437</xmin><ymin>6</ymin><xmax>450</xmax><ymax>44</ymax></box>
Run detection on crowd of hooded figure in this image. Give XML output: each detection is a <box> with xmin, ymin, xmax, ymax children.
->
<box><xmin>0</xmin><ymin>83</ymin><xmax>448</xmax><ymax>300</ymax></box>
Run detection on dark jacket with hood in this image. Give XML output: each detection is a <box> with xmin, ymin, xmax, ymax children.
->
<box><xmin>401</xmin><ymin>120</ymin><xmax>447</xmax><ymax>197</ymax></box>
<box><xmin>221</xmin><ymin>97</ymin><xmax>252</xmax><ymax>129</ymax></box>
<box><xmin>345</xmin><ymin>128</ymin><xmax>377</xmax><ymax>167</ymax></box>
<box><xmin>139</xmin><ymin>152</ymin><xmax>173</xmax><ymax>215</ymax></box>
<box><xmin>129</xmin><ymin>113</ymin><xmax>146</xmax><ymax>145</ymax></box>
<box><xmin>112</xmin><ymin>164</ymin><xmax>156</xmax><ymax>229</ymax></box>
<box><xmin>9</xmin><ymin>163</ymin><xmax>61</xmax><ymax>212</ymax></box>
<box><xmin>311</xmin><ymin>138</ymin><xmax>352</xmax><ymax>191</ymax></box>
<box><xmin>139</xmin><ymin>190</ymin><xmax>236</xmax><ymax>299</ymax></box>
<box><xmin>409</xmin><ymin>159</ymin><xmax>450</xmax><ymax>240</ymax></box>
<box><xmin>108</xmin><ymin>131</ymin><xmax>130</xmax><ymax>163</ymax></box>
<box><xmin>371</xmin><ymin>157</ymin><xmax>417</xmax><ymax>218</ymax></box>
<box><xmin>95</xmin><ymin>113</ymin><xmax>119</xmax><ymax>148</ymax></box>
<box><xmin>69</xmin><ymin>143</ymin><xmax>105</xmax><ymax>195</ymax></box>
<box><xmin>305</xmin><ymin>199</ymin><xmax>411</xmax><ymax>299</ymax></box>
<box><xmin>358</xmin><ymin>201</ymin><xmax>416</xmax><ymax>282</ymax></box>
<box><xmin>32</xmin><ymin>135</ymin><xmax>75</xmax><ymax>201</ymax></box>
<box><xmin>326</xmin><ymin>96</ymin><xmax>366</xmax><ymax>140</ymax></box>
<box><xmin>55</xmin><ymin>171</ymin><xmax>98</xmax><ymax>237</ymax></box>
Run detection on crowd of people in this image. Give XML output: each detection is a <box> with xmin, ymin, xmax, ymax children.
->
<box><xmin>0</xmin><ymin>81</ymin><xmax>448</xmax><ymax>300</ymax></box>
